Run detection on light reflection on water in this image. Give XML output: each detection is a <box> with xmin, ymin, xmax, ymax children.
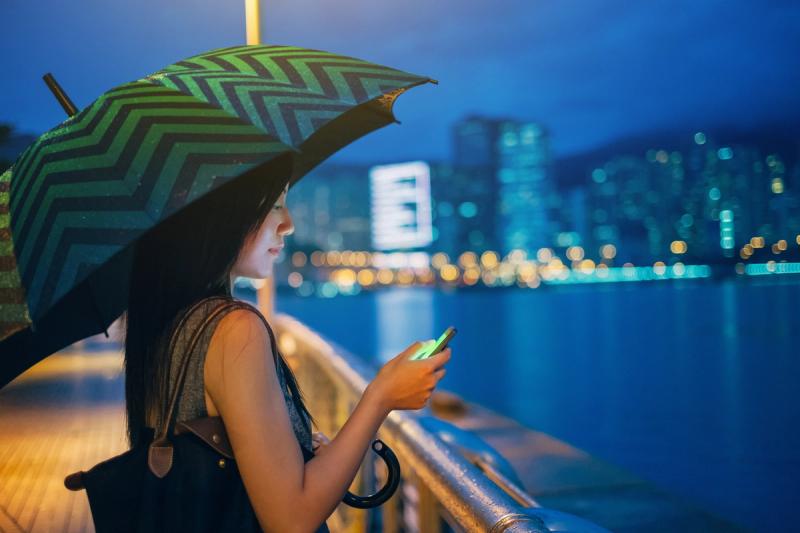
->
<box><xmin>375</xmin><ymin>285</ymin><xmax>435</xmax><ymax>362</ymax></box>
<box><xmin>276</xmin><ymin>279</ymin><xmax>800</xmax><ymax>532</ymax></box>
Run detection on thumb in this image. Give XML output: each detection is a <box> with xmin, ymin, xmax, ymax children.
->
<box><xmin>397</xmin><ymin>341</ymin><xmax>424</xmax><ymax>358</ymax></box>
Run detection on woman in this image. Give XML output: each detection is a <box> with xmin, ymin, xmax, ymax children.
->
<box><xmin>123</xmin><ymin>159</ymin><xmax>451</xmax><ymax>532</ymax></box>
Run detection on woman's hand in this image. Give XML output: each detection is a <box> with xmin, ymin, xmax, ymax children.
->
<box><xmin>311</xmin><ymin>431</ymin><xmax>331</xmax><ymax>456</ymax></box>
<box><xmin>366</xmin><ymin>341</ymin><xmax>451</xmax><ymax>413</ymax></box>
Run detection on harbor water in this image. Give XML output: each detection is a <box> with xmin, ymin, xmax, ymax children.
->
<box><xmin>275</xmin><ymin>278</ymin><xmax>800</xmax><ymax>532</ymax></box>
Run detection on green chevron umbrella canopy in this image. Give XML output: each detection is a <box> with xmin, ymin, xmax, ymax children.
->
<box><xmin>0</xmin><ymin>44</ymin><xmax>433</xmax><ymax>387</ymax></box>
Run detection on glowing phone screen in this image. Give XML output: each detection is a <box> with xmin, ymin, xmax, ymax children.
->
<box><xmin>410</xmin><ymin>327</ymin><xmax>456</xmax><ymax>360</ymax></box>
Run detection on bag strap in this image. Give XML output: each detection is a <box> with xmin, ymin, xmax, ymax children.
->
<box><xmin>158</xmin><ymin>297</ymin><xmax>244</xmax><ymax>440</ymax></box>
<box><xmin>149</xmin><ymin>297</ymin><xmax>244</xmax><ymax>478</ymax></box>
<box><xmin>149</xmin><ymin>295</ymin><xmax>226</xmax><ymax>429</ymax></box>
<box><xmin>148</xmin><ymin>297</ymin><xmax>282</xmax><ymax>478</ymax></box>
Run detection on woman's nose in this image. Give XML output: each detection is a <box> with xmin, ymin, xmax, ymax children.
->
<box><xmin>278</xmin><ymin>209</ymin><xmax>294</xmax><ymax>236</ymax></box>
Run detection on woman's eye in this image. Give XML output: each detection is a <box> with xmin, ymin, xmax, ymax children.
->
<box><xmin>273</xmin><ymin>204</ymin><xmax>283</xmax><ymax>210</ymax></box>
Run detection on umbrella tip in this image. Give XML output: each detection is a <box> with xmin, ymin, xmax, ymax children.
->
<box><xmin>42</xmin><ymin>72</ymin><xmax>78</xmax><ymax>117</ymax></box>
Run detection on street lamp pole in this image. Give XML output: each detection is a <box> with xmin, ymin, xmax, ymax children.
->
<box><xmin>245</xmin><ymin>0</ymin><xmax>277</xmax><ymax>320</ymax></box>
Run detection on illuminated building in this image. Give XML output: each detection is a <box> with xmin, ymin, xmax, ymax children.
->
<box><xmin>451</xmin><ymin>117</ymin><xmax>503</xmax><ymax>252</ymax></box>
<box><xmin>288</xmin><ymin>163</ymin><xmax>372</xmax><ymax>251</ymax></box>
<box><xmin>427</xmin><ymin>162</ymin><xmax>492</xmax><ymax>258</ymax></box>
<box><xmin>369</xmin><ymin>161</ymin><xmax>434</xmax><ymax>251</ymax></box>
<box><xmin>496</xmin><ymin>121</ymin><xmax>555</xmax><ymax>254</ymax></box>
<box><xmin>452</xmin><ymin>116</ymin><xmax>555</xmax><ymax>256</ymax></box>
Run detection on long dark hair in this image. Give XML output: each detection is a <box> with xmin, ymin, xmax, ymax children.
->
<box><xmin>121</xmin><ymin>155</ymin><xmax>313</xmax><ymax>446</ymax></box>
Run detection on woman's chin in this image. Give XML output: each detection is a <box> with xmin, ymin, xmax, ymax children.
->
<box><xmin>239</xmin><ymin>261</ymin><xmax>273</xmax><ymax>281</ymax></box>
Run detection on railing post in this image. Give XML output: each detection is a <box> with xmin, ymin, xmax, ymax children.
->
<box><xmin>416</xmin><ymin>474</ymin><xmax>443</xmax><ymax>533</ymax></box>
<box><xmin>379</xmin><ymin>459</ymin><xmax>401</xmax><ymax>533</ymax></box>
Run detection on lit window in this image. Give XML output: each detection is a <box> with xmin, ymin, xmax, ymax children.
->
<box><xmin>458</xmin><ymin>202</ymin><xmax>478</xmax><ymax>218</ymax></box>
<box><xmin>717</xmin><ymin>147</ymin><xmax>733</xmax><ymax>160</ymax></box>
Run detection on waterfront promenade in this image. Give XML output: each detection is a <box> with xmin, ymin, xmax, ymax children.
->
<box><xmin>0</xmin><ymin>326</ymin><xmax>747</xmax><ymax>533</ymax></box>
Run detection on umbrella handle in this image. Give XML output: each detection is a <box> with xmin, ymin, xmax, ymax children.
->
<box><xmin>42</xmin><ymin>73</ymin><xmax>78</xmax><ymax>117</ymax></box>
<box><xmin>342</xmin><ymin>439</ymin><xmax>401</xmax><ymax>509</ymax></box>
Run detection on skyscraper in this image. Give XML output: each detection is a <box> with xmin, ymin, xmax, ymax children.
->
<box><xmin>428</xmin><ymin>162</ymin><xmax>489</xmax><ymax>257</ymax></box>
<box><xmin>496</xmin><ymin>121</ymin><xmax>554</xmax><ymax>253</ymax></box>
<box><xmin>452</xmin><ymin>117</ymin><xmax>502</xmax><ymax>252</ymax></box>
<box><xmin>287</xmin><ymin>163</ymin><xmax>372</xmax><ymax>251</ymax></box>
<box><xmin>452</xmin><ymin>116</ymin><xmax>554</xmax><ymax>256</ymax></box>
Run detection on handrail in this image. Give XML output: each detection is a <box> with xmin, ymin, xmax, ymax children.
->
<box><xmin>273</xmin><ymin>312</ymin><xmax>607</xmax><ymax>533</ymax></box>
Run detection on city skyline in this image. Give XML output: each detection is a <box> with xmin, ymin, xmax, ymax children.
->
<box><xmin>282</xmin><ymin>112</ymin><xmax>799</xmax><ymax>268</ymax></box>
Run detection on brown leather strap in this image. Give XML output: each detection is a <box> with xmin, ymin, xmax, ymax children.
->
<box><xmin>149</xmin><ymin>297</ymin><xmax>241</xmax><ymax>477</ymax></box>
<box><xmin>175</xmin><ymin>417</ymin><xmax>233</xmax><ymax>458</ymax></box>
<box><xmin>148</xmin><ymin>298</ymin><xmax>278</xmax><ymax>477</ymax></box>
<box><xmin>156</xmin><ymin>297</ymin><xmax>243</xmax><ymax>441</ymax></box>
<box><xmin>152</xmin><ymin>295</ymin><xmax>230</xmax><ymax>431</ymax></box>
<box><xmin>163</xmin><ymin>296</ymin><xmax>230</xmax><ymax>367</ymax></box>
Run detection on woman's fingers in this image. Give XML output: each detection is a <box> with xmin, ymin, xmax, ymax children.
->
<box><xmin>426</xmin><ymin>347</ymin><xmax>452</xmax><ymax>369</ymax></box>
<box><xmin>311</xmin><ymin>431</ymin><xmax>331</xmax><ymax>452</ymax></box>
<box><xmin>428</xmin><ymin>367</ymin><xmax>447</xmax><ymax>391</ymax></box>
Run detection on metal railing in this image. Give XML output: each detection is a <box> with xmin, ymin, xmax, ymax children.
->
<box><xmin>273</xmin><ymin>313</ymin><xmax>607</xmax><ymax>533</ymax></box>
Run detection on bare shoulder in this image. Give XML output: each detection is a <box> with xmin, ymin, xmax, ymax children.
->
<box><xmin>213</xmin><ymin>306</ymin><xmax>269</xmax><ymax>343</ymax></box>
<box><xmin>204</xmin><ymin>307</ymin><xmax>275</xmax><ymax>406</ymax></box>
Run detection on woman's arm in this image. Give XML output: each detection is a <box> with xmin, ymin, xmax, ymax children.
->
<box><xmin>204</xmin><ymin>309</ymin><xmax>447</xmax><ymax>533</ymax></box>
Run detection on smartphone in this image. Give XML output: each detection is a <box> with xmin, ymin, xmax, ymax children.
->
<box><xmin>409</xmin><ymin>327</ymin><xmax>457</xmax><ymax>360</ymax></box>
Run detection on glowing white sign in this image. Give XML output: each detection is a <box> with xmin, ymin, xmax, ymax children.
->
<box><xmin>370</xmin><ymin>161</ymin><xmax>433</xmax><ymax>251</ymax></box>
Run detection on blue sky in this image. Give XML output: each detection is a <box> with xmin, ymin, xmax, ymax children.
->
<box><xmin>2</xmin><ymin>0</ymin><xmax>798</xmax><ymax>162</ymax></box>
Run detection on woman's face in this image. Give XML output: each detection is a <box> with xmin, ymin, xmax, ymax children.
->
<box><xmin>231</xmin><ymin>184</ymin><xmax>294</xmax><ymax>280</ymax></box>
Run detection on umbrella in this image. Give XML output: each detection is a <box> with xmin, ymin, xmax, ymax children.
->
<box><xmin>0</xmin><ymin>44</ymin><xmax>434</xmax><ymax>387</ymax></box>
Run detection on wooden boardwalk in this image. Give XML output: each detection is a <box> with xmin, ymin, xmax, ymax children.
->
<box><xmin>0</xmin><ymin>348</ymin><xmax>127</xmax><ymax>533</ymax></box>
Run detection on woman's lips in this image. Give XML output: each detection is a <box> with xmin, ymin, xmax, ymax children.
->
<box><xmin>268</xmin><ymin>247</ymin><xmax>283</xmax><ymax>256</ymax></box>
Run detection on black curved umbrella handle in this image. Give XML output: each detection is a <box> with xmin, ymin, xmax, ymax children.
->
<box><xmin>342</xmin><ymin>439</ymin><xmax>401</xmax><ymax>509</ymax></box>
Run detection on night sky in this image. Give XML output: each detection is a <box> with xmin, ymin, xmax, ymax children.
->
<box><xmin>2</xmin><ymin>0</ymin><xmax>799</xmax><ymax>163</ymax></box>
